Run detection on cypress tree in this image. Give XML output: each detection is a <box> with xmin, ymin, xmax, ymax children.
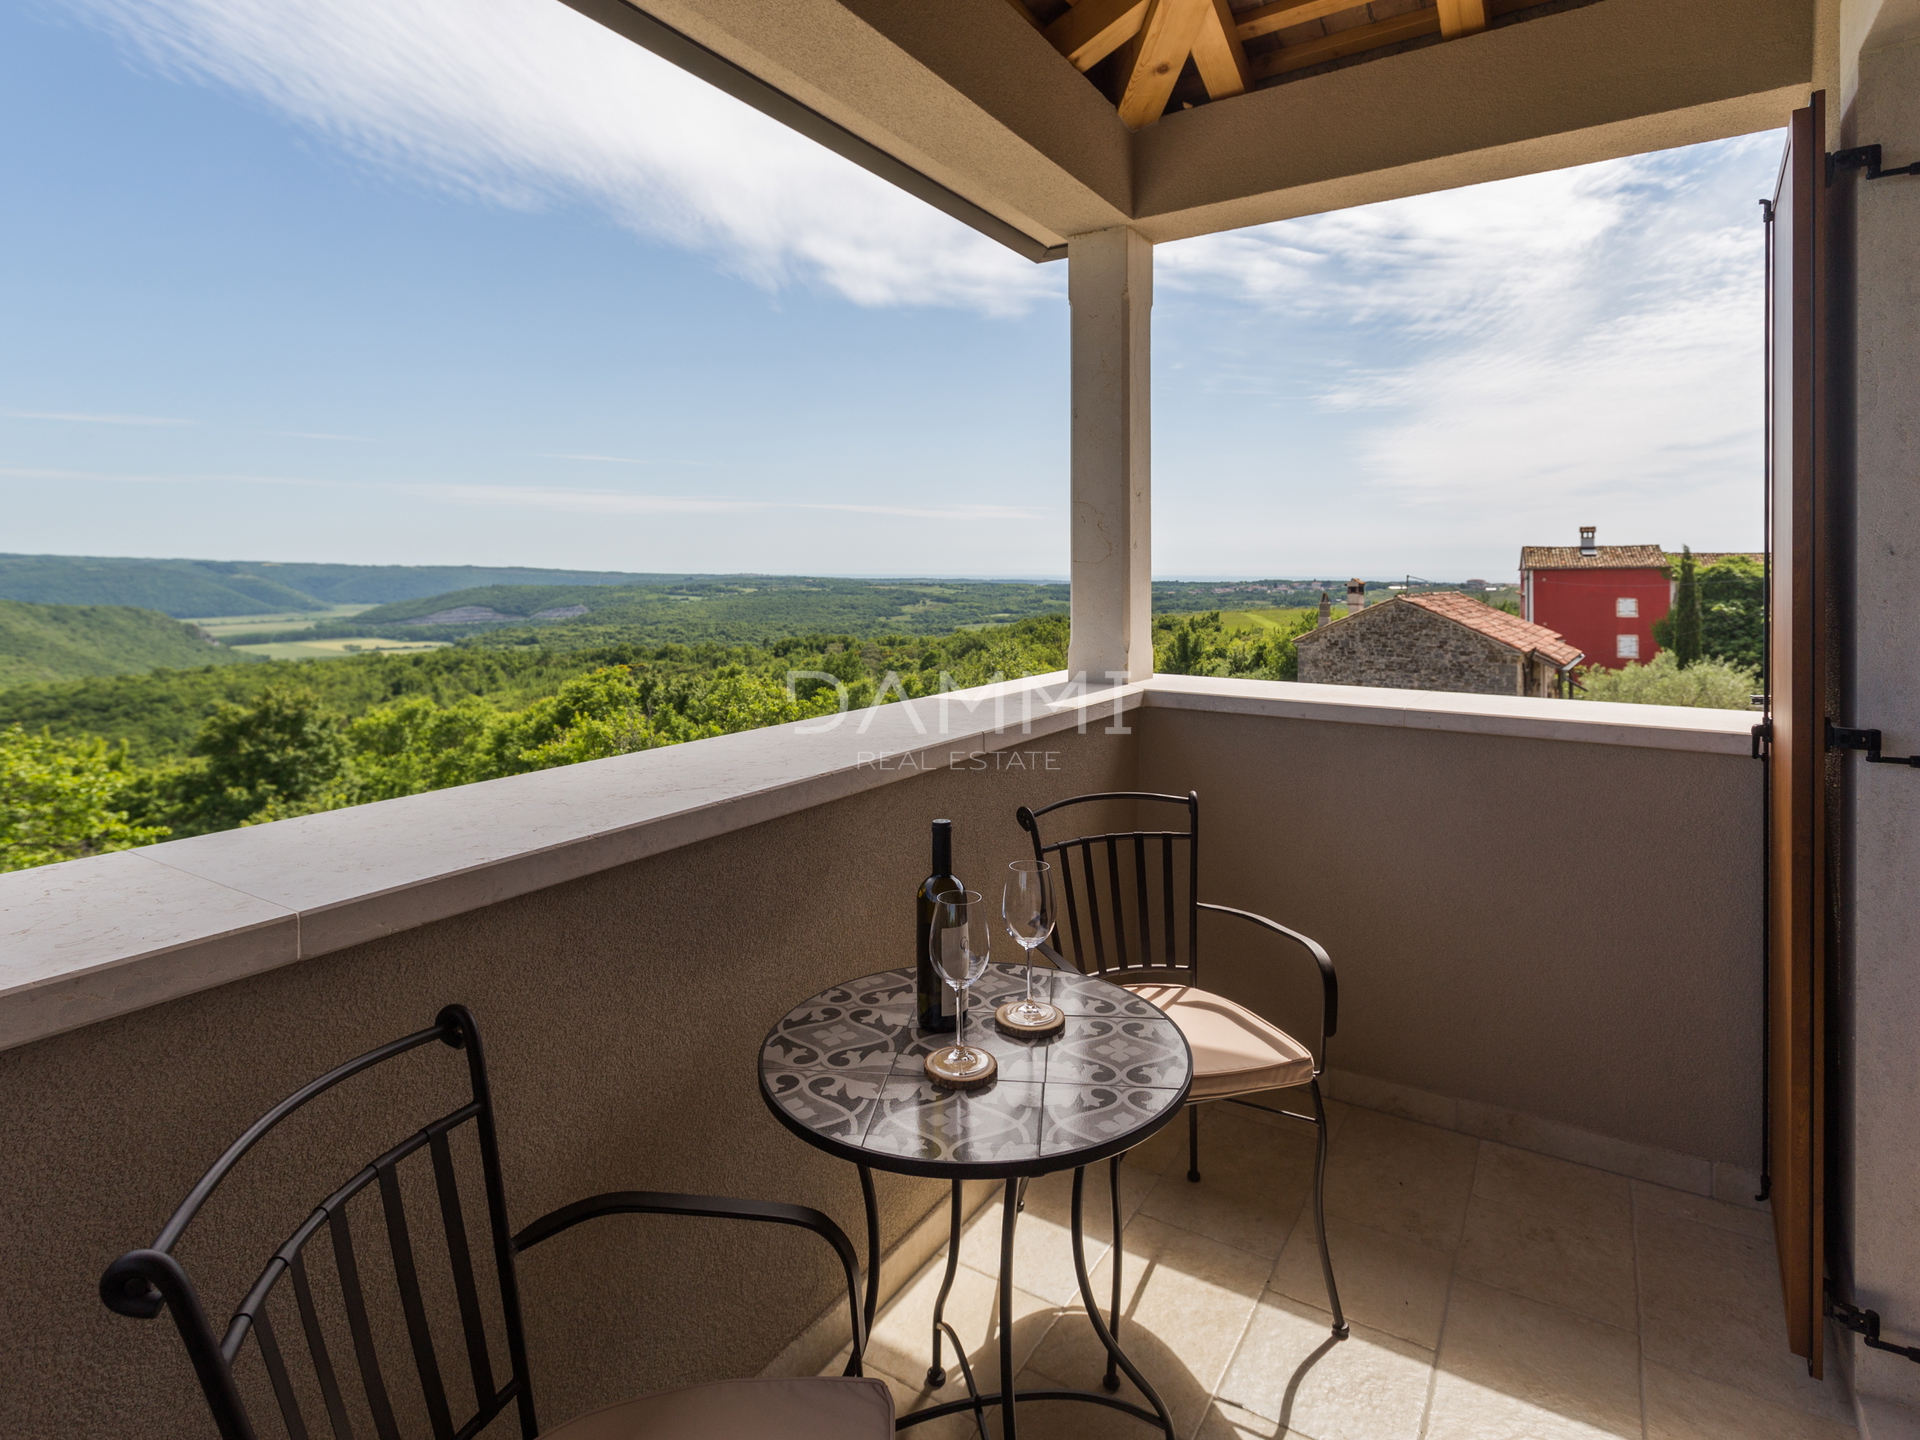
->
<box><xmin>1670</xmin><ymin>546</ymin><xmax>1703</xmax><ymax>668</ymax></box>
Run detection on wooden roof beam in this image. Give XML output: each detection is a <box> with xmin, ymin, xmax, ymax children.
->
<box><xmin>1248</xmin><ymin>8</ymin><xmax>1441</xmax><ymax>80</ymax></box>
<box><xmin>1437</xmin><ymin>0</ymin><xmax>1489</xmax><ymax>39</ymax></box>
<box><xmin>1046</xmin><ymin>0</ymin><xmax>1151</xmax><ymax>70</ymax></box>
<box><xmin>1233</xmin><ymin>0</ymin><xmax>1376</xmax><ymax>43</ymax></box>
<box><xmin>1191</xmin><ymin>0</ymin><xmax>1252</xmax><ymax>99</ymax></box>
<box><xmin>1117</xmin><ymin>0</ymin><xmax>1212</xmax><ymax>128</ymax></box>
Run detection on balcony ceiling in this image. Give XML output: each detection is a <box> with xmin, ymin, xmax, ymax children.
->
<box><xmin>563</xmin><ymin>0</ymin><xmax>1813</xmax><ymax>249</ymax></box>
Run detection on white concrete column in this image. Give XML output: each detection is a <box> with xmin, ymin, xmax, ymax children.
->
<box><xmin>1840</xmin><ymin>3</ymin><xmax>1920</xmax><ymax>1427</ymax></box>
<box><xmin>1067</xmin><ymin>226</ymin><xmax>1153</xmax><ymax>683</ymax></box>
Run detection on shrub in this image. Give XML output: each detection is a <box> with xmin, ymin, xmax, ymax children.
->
<box><xmin>1578</xmin><ymin>651</ymin><xmax>1757</xmax><ymax>709</ymax></box>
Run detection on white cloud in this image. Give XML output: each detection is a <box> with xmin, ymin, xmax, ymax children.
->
<box><xmin>1155</xmin><ymin>136</ymin><xmax>1779</xmax><ymax>569</ymax></box>
<box><xmin>69</xmin><ymin>0</ymin><xmax>1054</xmax><ymax>314</ymax></box>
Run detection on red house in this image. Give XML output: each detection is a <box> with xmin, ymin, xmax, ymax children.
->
<box><xmin>1519</xmin><ymin>527</ymin><xmax>1670</xmax><ymax>668</ymax></box>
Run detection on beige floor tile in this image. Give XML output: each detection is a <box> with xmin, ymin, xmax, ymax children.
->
<box><xmin>955</xmin><ymin>1165</ymin><xmax>1155</xmax><ymax>1309</ymax></box>
<box><xmin>1427</xmin><ymin>1278</ymin><xmax>1641</xmax><ymax>1440</ymax></box>
<box><xmin>1127</xmin><ymin>1107</ymin><xmax>1194</xmax><ymax>1176</ymax></box>
<box><xmin>1455</xmin><ymin>1147</ymin><xmax>1636</xmax><ymax>1330</ymax></box>
<box><xmin>862</xmin><ymin>1253</ymin><xmax>1056</xmax><ymax>1396</ymax></box>
<box><xmin>1023</xmin><ymin>1213</ymin><xmax>1268</xmax><ymax>1432</ymax></box>
<box><xmin>1195</xmin><ymin>1396</ymin><xmax>1284</xmax><ymax>1438</ymax></box>
<box><xmin>1321</xmin><ymin>1106</ymin><xmax>1480</xmax><ymax>1253</ymax></box>
<box><xmin>1636</xmin><ymin>1209</ymin><xmax>1852</xmax><ymax>1423</ymax></box>
<box><xmin>1270</xmin><ymin>1212</ymin><xmax>1453</xmax><ymax>1349</ymax></box>
<box><xmin>1137</xmin><ymin>1105</ymin><xmax>1317</xmax><ymax>1258</ymax></box>
<box><xmin>1643</xmin><ymin>1359</ymin><xmax>1858</xmax><ymax>1440</ymax></box>
<box><xmin>1216</xmin><ymin>1290</ymin><xmax>1434</xmax><ymax>1440</ymax></box>
<box><xmin>1633</xmin><ymin>1178</ymin><xmax>1775</xmax><ymax>1242</ymax></box>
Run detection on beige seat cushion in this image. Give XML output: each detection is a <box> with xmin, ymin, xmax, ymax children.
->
<box><xmin>1124</xmin><ymin>984</ymin><xmax>1315</xmax><ymax>1101</ymax></box>
<box><xmin>541</xmin><ymin>1376</ymin><xmax>892</xmax><ymax>1440</ymax></box>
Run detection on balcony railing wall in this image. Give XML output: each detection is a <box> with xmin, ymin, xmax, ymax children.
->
<box><xmin>0</xmin><ymin>676</ymin><xmax>1761</xmax><ymax>1439</ymax></box>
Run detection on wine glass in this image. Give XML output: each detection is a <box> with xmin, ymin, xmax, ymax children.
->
<box><xmin>929</xmin><ymin>889</ymin><xmax>993</xmax><ymax>1081</ymax></box>
<box><xmin>1001</xmin><ymin>860</ymin><xmax>1061</xmax><ymax>1029</ymax></box>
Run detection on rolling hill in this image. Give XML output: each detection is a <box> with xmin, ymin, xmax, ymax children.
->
<box><xmin>229</xmin><ymin>577</ymin><xmax>1075</xmax><ymax>648</ymax></box>
<box><xmin>0</xmin><ymin>555</ymin><xmax>708</xmax><ymax>617</ymax></box>
<box><xmin>0</xmin><ymin>600</ymin><xmax>255</xmax><ymax>687</ymax></box>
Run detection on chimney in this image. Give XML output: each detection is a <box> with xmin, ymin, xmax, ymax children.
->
<box><xmin>1345</xmin><ymin>578</ymin><xmax>1366</xmax><ymax>615</ymax></box>
<box><xmin>1579</xmin><ymin>525</ymin><xmax>1597</xmax><ymax>558</ymax></box>
<box><xmin>1317</xmin><ymin>592</ymin><xmax>1332</xmax><ymax>628</ymax></box>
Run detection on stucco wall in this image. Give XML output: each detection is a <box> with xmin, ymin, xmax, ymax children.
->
<box><xmin>1297</xmin><ymin>602</ymin><xmax>1525</xmax><ymax>696</ymax></box>
<box><xmin>0</xmin><ymin>729</ymin><xmax>1133</xmax><ymax>1440</ymax></box>
<box><xmin>1838</xmin><ymin>9</ymin><xmax>1920</xmax><ymax>1416</ymax></box>
<box><xmin>1136</xmin><ymin>705</ymin><xmax>1764</xmax><ymax>1168</ymax></box>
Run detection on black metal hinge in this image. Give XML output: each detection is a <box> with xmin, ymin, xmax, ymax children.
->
<box><xmin>1751</xmin><ymin>721</ymin><xmax>1771</xmax><ymax>760</ymax></box>
<box><xmin>1830</xmin><ymin>145</ymin><xmax>1920</xmax><ymax>182</ymax></box>
<box><xmin>1826</xmin><ymin>721</ymin><xmax>1920</xmax><ymax>767</ymax></box>
<box><xmin>1827</xmin><ymin>1288</ymin><xmax>1920</xmax><ymax>1364</ymax></box>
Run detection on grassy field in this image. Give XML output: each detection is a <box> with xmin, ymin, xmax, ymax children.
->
<box><xmin>229</xmin><ymin>636</ymin><xmax>449</xmax><ymax>661</ymax></box>
<box><xmin>1217</xmin><ymin>607</ymin><xmax>1316</xmax><ymax>632</ymax></box>
<box><xmin>188</xmin><ymin>605</ymin><xmax>375</xmax><ymax>638</ymax></box>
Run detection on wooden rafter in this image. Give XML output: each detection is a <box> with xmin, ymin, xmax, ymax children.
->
<box><xmin>1046</xmin><ymin>0</ymin><xmax>1151</xmax><ymax>70</ymax></box>
<box><xmin>1190</xmin><ymin>0</ymin><xmax>1251</xmax><ymax>99</ymax></box>
<box><xmin>1436</xmin><ymin>0</ymin><xmax>1488</xmax><ymax>38</ymax></box>
<box><xmin>1233</xmin><ymin>0</ymin><xmax>1374</xmax><ymax>43</ymax></box>
<box><xmin>1116</xmin><ymin>0</ymin><xmax>1211</xmax><ymax>128</ymax></box>
<box><xmin>1247</xmin><ymin>8</ymin><xmax>1439</xmax><ymax>80</ymax></box>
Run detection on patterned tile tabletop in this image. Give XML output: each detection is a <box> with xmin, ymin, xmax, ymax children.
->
<box><xmin>760</xmin><ymin>965</ymin><xmax>1191</xmax><ymax>1176</ymax></box>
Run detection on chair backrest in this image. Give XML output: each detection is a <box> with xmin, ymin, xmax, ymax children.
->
<box><xmin>1016</xmin><ymin>790</ymin><xmax>1201</xmax><ymax>986</ymax></box>
<box><xmin>100</xmin><ymin>1006</ymin><xmax>539</xmax><ymax>1440</ymax></box>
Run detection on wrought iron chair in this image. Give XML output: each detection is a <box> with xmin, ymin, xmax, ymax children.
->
<box><xmin>99</xmin><ymin>1005</ymin><xmax>887</xmax><ymax>1440</ymax></box>
<box><xmin>1017</xmin><ymin>790</ymin><xmax>1348</xmax><ymax>1367</ymax></box>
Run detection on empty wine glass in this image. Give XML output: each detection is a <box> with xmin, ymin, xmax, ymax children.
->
<box><xmin>929</xmin><ymin>889</ymin><xmax>992</xmax><ymax>1081</ymax></box>
<box><xmin>1001</xmin><ymin>860</ymin><xmax>1060</xmax><ymax>1028</ymax></box>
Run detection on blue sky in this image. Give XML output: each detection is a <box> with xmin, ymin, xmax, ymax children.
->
<box><xmin>2</xmin><ymin>0</ymin><xmax>1783</xmax><ymax>581</ymax></box>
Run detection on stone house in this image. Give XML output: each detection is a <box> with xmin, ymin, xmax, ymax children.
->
<box><xmin>1295</xmin><ymin>590</ymin><xmax>1584</xmax><ymax>698</ymax></box>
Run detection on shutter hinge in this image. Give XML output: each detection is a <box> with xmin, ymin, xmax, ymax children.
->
<box><xmin>1829</xmin><ymin>145</ymin><xmax>1920</xmax><ymax>182</ymax></box>
<box><xmin>1827</xmin><ymin>1285</ymin><xmax>1920</xmax><ymax>1365</ymax></box>
<box><xmin>1826</xmin><ymin>721</ymin><xmax>1920</xmax><ymax>768</ymax></box>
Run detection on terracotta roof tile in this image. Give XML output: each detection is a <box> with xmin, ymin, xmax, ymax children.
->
<box><xmin>1308</xmin><ymin>590</ymin><xmax>1582</xmax><ymax>668</ymax></box>
<box><xmin>1520</xmin><ymin>544</ymin><xmax>1667</xmax><ymax>570</ymax></box>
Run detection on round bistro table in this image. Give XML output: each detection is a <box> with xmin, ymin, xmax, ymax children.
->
<box><xmin>759</xmin><ymin>961</ymin><xmax>1193</xmax><ymax>1438</ymax></box>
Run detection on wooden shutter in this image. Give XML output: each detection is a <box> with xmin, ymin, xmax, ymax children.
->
<box><xmin>1765</xmin><ymin>92</ymin><xmax>1837</xmax><ymax>1377</ymax></box>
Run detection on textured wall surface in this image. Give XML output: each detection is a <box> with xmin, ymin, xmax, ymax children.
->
<box><xmin>1298</xmin><ymin>603</ymin><xmax>1525</xmax><ymax>696</ymax></box>
<box><xmin>0</xmin><ymin>728</ymin><xmax>1133</xmax><ymax>1440</ymax></box>
<box><xmin>1137</xmin><ymin>706</ymin><xmax>1763</xmax><ymax>1167</ymax></box>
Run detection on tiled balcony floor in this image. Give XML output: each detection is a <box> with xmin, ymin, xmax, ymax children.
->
<box><xmin>834</xmin><ymin>1099</ymin><xmax>1856</xmax><ymax>1439</ymax></box>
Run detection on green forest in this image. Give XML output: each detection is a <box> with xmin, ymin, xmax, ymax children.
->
<box><xmin>0</xmin><ymin>561</ymin><xmax>1768</xmax><ymax>876</ymax></box>
<box><xmin>0</xmin><ymin>615</ymin><xmax>1074</xmax><ymax>871</ymax></box>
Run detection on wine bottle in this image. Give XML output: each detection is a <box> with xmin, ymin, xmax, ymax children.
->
<box><xmin>916</xmin><ymin>818</ymin><xmax>961</xmax><ymax>1033</ymax></box>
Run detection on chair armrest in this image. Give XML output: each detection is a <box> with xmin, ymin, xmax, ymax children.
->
<box><xmin>1196</xmin><ymin>901</ymin><xmax>1338</xmax><ymax>1041</ymax></box>
<box><xmin>513</xmin><ymin>1191</ymin><xmax>868</xmax><ymax>1372</ymax></box>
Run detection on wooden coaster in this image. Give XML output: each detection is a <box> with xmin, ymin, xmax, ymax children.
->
<box><xmin>995</xmin><ymin>999</ymin><xmax>1064</xmax><ymax>1036</ymax></box>
<box><xmin>925</xmin><ymin>1046</ymin><xmax>997</xmax><ymax>1089</ymax></box>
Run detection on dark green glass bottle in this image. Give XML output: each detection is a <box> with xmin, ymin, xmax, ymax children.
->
<box><xmin>916</xmin><ymin>819</ymin><xmax>961</xmax><ymax>1033</ymax></box>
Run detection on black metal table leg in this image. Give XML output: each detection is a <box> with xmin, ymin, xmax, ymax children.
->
<box><xmin>858</xmin><ymin>1164</ymin><xmax>880</xmax><ymax>1339</ymax></box>
<box><xmin>1104</xmin><ymin>1152</ymin><xmax>1124</xmax><ymax>1392</ymax></box>
<box><xmin>927</xmin><ymin>1181</ymin><xmax>964</xmax><ymax>1387</ymax></box>
<box><xmin>999</xmin><ymin>1179</ymin><xmax>1020</xmax><ymax>1439</ymax></box>
<box><xmin>1072</xmin><ymin>1166</ymin><xmax>1175</xmax><ymax>1438</ymax></box>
